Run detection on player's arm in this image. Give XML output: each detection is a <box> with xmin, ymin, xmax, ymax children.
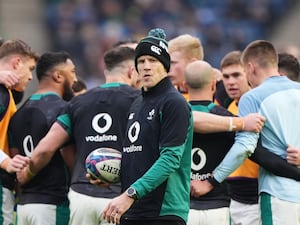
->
<box><xmin>193</xmin><ymin>130</ymin><xmax>260</xmax><ymax>196</ymax></box>
<box><xmin>16</xmin><ymin>122</ymin><xmax>69</xmax><ymax>184</ymax></box>
<box><xmin>249</xmin><ymin>138</ymin><xmax>300</xmax><ymax>181</ymax></box>
<box><xmin>30</xmin><ymin>122</ymin><xmax>69</xmax><ymax>173</ymax></box>
<box><xmin>193</xmin><ymin>111</ymin><xmax>265</xmax><ymax>133</ymax></box>
<box><xmin>60</xmin><ymin>144</ymin><xmax>76</xmax><ymax>173</ymax></box>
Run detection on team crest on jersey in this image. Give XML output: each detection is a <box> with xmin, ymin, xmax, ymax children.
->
<box><xmin>147</xmin><ymin>109</ymin><xmax>155</xmax><ymax>120</ymax></box>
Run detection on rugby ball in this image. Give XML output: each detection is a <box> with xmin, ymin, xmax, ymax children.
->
<box><xmin>85</xmin><ymin>148</ymin><xmax>121</xmax><ymax>183</ymax></box>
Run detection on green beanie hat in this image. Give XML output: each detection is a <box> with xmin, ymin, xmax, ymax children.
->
<box><xmin>135</xmin><ymin>28</ymin><xmax>170</xmax><ymax>72</ymax></box>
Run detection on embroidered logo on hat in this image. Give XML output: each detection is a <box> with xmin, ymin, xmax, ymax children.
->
<box><xmin>134</xmin><ymin>28</ymin><xmax>170</xmax><ymax>72</ymax></box>
<box><xmin>151</xmin><ymin>45</ymin><xmax>162</xmax><ymax>55</ymax></box>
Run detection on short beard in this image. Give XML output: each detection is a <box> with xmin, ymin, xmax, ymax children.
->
<box><xmin>63</xmin><ymin>80</ymin><xmax>75</xmax><ymax>101</ymax></box>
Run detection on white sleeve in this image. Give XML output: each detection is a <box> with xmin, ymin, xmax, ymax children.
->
<box><xmin>0</xmin><ymin>150</ymin><xmax>9</xmax><ymax>165</ymax></box>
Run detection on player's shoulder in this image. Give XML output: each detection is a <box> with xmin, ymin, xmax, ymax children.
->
<box><xmin>118</xmin><ymin>85</ymin><xmax>141</xmax><ymax>97</ymax></box>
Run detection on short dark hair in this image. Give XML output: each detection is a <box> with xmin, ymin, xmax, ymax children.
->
<box><xmin>278</xmin><ymin>53</ymin><xmax>300</xmax><ymax>81</ymax></box>
<box><xmin>73</xmin><ymin>78</ymin><xmax>87</xmax><ymax>93</ymax></box>
<box><xmin>220</xmin><ymin>51</ymin><xmax>242</xmax><ymax>69</ymax></box>
<box><xmin>104</xmin><ymin>46</ymin><xmax>135</xmax><ymax>71</ymax></box>
<box><xmin>36</xmin><ymin>51</ymin><xmax>71</xmax><ymax>81</ymax></box>
<box><xmin>0</xmin><ymin>39</ymin><xmax>39</xmax><ymax>61</ymax></box>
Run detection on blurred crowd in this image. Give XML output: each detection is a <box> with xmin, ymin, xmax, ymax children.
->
<box><xmin>44</xmin><ymin>0</ymin><xmax>295</xmax><ymax>87</ymax></box>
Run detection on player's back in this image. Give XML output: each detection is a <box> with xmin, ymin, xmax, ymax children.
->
<box><xmin>241</xmin><ymin>76</ymin><xmax>300</xmax><ymax>203</ymax></box>
<box><xmin>9</xmin><ymin>93</ymin><xmax>70</xmax><ymax>204</ymax></box>
<box><xmin>60</xmin><ymin>83</ymin><xmax>140</xmax><ymax>198</ymax></box>
<box><xmin>190</xmin><ymin>101</ymin><xmax>234</xmax><ymax>209</ymax></box>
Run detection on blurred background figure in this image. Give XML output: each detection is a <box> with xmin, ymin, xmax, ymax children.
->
<box><xmin>72</xmin><ymin>78</ymin><xmax>87</xmax><ymax>96</ymax></box>
<box><xmin>278</xmin><ymin>52</ymin><xmax>300</xmax><ymax>82</ymax></box>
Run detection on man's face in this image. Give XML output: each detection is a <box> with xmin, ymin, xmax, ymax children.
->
<box><xmin>222</xmin><ymin>64</ymin><xmax>250</xmax><ymax>100</ymax></box>
<box><xmin>14</xmin><ymin>57</ymin><xmax>36</xmax><ymax>92</ymax></box>
<box><xmin>58</xmin><ymin>59</ymin><xmax>77</xmax><ymax>101</ymax></box>
<box><xmin>168</xmin><ymin>51</ymin><xmax>188</xmax><ymax>86</ymax></box>
<box><xmin>136</xmin><ymin>55</ymin><xmax>167</xmax><ymax>91</ymax></box>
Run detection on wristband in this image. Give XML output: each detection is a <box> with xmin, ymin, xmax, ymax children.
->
<box><xmin>27</xmin><ymin>166</ymin><xmax>36</xmax><ymax>178</ymax></box>
<box><xmin>228</xmin><ymin>117</ymin><xmax>235</xmax><ymax>131</ymax></box>
<box><xmin>229</xmin><ymin>117</ymin><xmax>245</xmax><ymax>131</ymax></box>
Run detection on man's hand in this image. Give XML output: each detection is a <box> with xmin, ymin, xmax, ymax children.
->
<box><xmin>86</xmin><ymin>173</ymin><xmax>110</xmax><ymax>188</ymax></box>
<box><xmin>3</xmin><ymin>155</ymin><xmax>30</xmax><ymax>173</ymax></box>
<box><xmin>190</xmin><ymin>179</ymin><xmax>214</xmax><ymax>198</ymax></box>
<box><xmin>243</xmin><ymin>113</ymin><xmax>266</xmax><ymax>132</ymax></box>
<box><xmin>16</xmin><ymin>165</ymin><xmax>34</xmax><ymax>185</ymax></box>
<box><xmin>287</xmin><ymin>145</ymin><xmax>300</xmax><ymax>166</ymax></box>
<box><xmin>0</xmin><ymin>70</ymin><xmax>19</xmax><ymax>89</ymax></box>
<box><xmin>103</xmin><ymin>192</ymin><xmax>135</xmax><ymax>225</ymax></box>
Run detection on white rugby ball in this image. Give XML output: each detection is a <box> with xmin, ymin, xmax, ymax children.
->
<box><xmin>85</xmin><ymin>148</ymin><xmax>121</xmax><ymax>183</ymax></box>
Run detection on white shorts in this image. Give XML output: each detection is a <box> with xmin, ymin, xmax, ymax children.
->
<box><xmin>260</xmin><ymin>192</ymin><xmax>300</xmax><ymax>225</ymax></box>
<box><xmin>187</xmin><ymin>207</ymin><xmax>230</xmax><ymax>225</ymax></box>
<box><xmin>230</xmin><ymin>199</ymin><xmax>260</xmax><ymax>225</ymax></box>
<box><xmin>68</xmin><ymin>188</ymin><xmax>113</xmax><ymax>225</ymax></box>
<box><xmin>17</xmin><ymin>202</ymin><xmax>69</xmax><ymax>225</ymax></box>
<box><xmin>0</xmin><ymin>187</ymin><xmax>14</xmax><ymax>225</ymax></box>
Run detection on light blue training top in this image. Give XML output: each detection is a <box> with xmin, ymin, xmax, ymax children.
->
<box><xmin>213</xmin><ymin>75</ymin><xmax>300</xmax><ymax>203</ymax></box>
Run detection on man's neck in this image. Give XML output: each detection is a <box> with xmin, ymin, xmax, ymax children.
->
<box><xmin>188</xmin><ymin>89</ymin><xmax>213</xmax><ymax>102</ymax></box>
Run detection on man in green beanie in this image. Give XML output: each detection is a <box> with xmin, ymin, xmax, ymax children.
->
<box><xmin>103</xmin><ymin>28</ymin><xmax>194</xmax><ymax>225</ymax></box>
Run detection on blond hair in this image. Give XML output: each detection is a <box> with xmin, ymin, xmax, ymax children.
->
<box><xmin>168</xmin><ymin>34</ymin><xmax>204</xmax><ymax>61</ymax></box>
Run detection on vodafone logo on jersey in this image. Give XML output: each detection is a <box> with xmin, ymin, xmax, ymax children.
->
<box><xmin>86</xmin><ymin>113</ymin><xmax>117</xmax><ymax>143</ymax></box>
<box><xmin>123</xmin><ymin>121</ymin><xmax>143</xmax><ymax>153</ymax></box>
<box><xmin>128</xmin><ymin>121</ymin><xmax>140</xmax><ymax>143</ymax></box>
<box><xmin>191</xmin><ymin>147</ymin><xmax>213</xmax><ymax>181</ymax></box>
<box><xmin>191</xmin><ymin>147</ymin><xmax>206</xmax><ymax>171</ymax></box>
<box><xmin>92</xmin><ymin>113</ymin><xmax>112</xmax><ymax>133</ymax></box>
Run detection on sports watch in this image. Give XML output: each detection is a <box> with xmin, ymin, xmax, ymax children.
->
<box><xmin>126</xmin><ymin>187</ymin><xmax>137</xmax><ymax>200</ymax></box>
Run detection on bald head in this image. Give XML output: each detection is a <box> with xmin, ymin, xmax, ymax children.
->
<box><xmin>185</xmin><ymin>60</ymin><xmax>214</xmax><ymax>90</ymax></box>
<box><xmin>213</xmin><ymin>68</ymin><xmax>223</xmax><ymax>82</ymax></box>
